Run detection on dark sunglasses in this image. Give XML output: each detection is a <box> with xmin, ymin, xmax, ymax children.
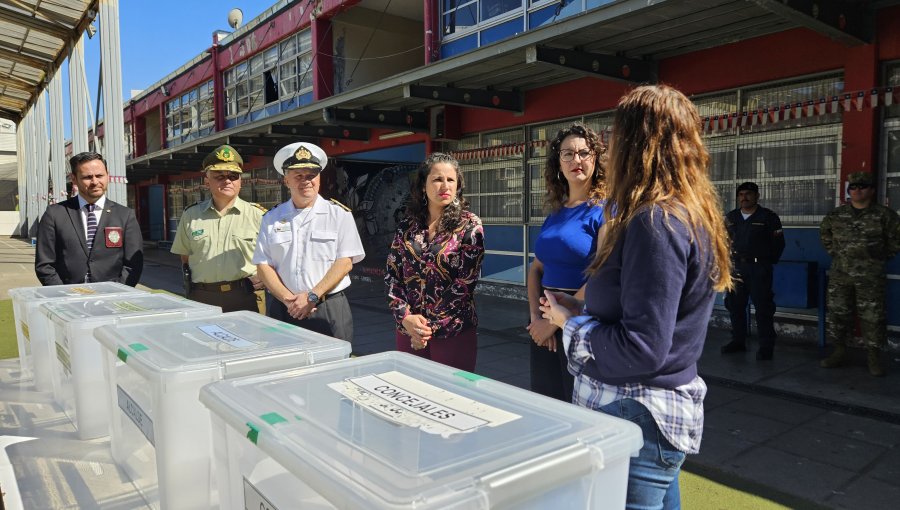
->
<box><xmin>847</xmin><ymin>184</ymin><xmax>870</xmax><ymax>190</ymax></box>
<box><xmin>209</xmin><ymin>172</ymin><xmax>241</xmax><ymax>182</ymax></box>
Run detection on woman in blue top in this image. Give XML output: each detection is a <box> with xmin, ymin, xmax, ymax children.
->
<box><xmin>526</xmin><ymin>123</ymin><xmax>606</xmax><ymax>402</ymax></box>
<box><xmin>541</xmin><ymin>85</ymin><xmax>733</xmax><ymax>509</ymax></box>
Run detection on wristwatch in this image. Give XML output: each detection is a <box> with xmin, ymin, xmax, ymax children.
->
<box><xmin>307</xmin><ymin>291</ymin><xmax>321</xmax><ymax>304</ymax></box>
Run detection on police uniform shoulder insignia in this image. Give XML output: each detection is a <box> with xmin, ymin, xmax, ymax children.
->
<box><xmin>250</xmin><ymin>202</ymin><xmax>268</xmax><ymax>214</ymax></box>
<box><xmin>329</xmin><ymin>198</ymin><xmax>351</xmax><ymax>212</ymax></box>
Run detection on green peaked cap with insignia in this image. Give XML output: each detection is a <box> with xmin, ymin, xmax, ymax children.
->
<box><xmin>203</xmin><ymin>144</ymin><xmax>244</xmax><ymax>172</ymax></box>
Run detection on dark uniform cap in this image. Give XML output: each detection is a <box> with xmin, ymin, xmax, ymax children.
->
<box><xmin>203</xmin><ymin>145</ymin><xmax>243</xmax><ymax>172</ymax></box>
<box><xmin>273</xmin><ymin>142</ymin><xmax>328</xmax><ymax>176</ymax></box>
<box><xmin>736</xmin><ymin>181</ymin><xmax>759</xmax><ymax>194</ymax></box>
<box><xmin>848</xmin><ymin>172</ymin><xmax>874</xmax><ymax>185</ymax></box>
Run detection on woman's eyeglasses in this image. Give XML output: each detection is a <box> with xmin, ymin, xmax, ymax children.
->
<box><xmin>559</xmin><ymin>149</ymin><xmax>594</xmax><ymax>162</ymax></box>
<box><xmin>848</xmin><ymin>184</ymin><xmax>870</xmax><ymax>190</ymax></box>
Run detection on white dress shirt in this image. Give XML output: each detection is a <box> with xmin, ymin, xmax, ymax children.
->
<box><xmin>77</xmin><ymin>194</ymin><xmax>107</xmax><ymax>240</ymax></box>
<box><xmin>253</xmin><ymin>195</ymin><xmax>365</xmax><ymax>294</ymax></box>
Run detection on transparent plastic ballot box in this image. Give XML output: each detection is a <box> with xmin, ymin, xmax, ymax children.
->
<box><xmin>42</xmin><ymin>293</ymin><xmax>221</xmax><ymax>440</ymax></box>
<box><xmin>199</xmin><ymin>351</ymin><xmax>644</xmax><ymax>510</ymax></box>
<box><xmin>93</xmin><ymin>311</ymin><xmax>352</xmax><ymax>510</ymax></box>
<box><xmin>9</xmin><ymin>282</ymin><xmax>147</xmax><ymax>391</ymax></box>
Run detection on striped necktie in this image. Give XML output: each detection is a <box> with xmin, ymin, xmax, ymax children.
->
<box><xmin>86</xmin><ymin>203</ymin><xmax>98</xmax><ymax>251</ymax></box>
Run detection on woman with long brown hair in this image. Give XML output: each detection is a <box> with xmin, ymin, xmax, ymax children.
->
<box><xmin>526</xmin><ymin>123</ymin><xmax>606</xmax><ymax>402</ymax></box>
<box><xmin>385</xmin><ymin>153</ymin><xmax>485</xmax><ymax>371</ymax></box>
<box><xmin>540</xmin><ymin>85</ymin><xmax>732</xmax><ymax>508</ymax></box>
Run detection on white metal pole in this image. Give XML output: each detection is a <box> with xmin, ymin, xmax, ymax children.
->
<box><xmin>49</xmin><ymin>70</ymin><xmax>68</xmax><ymax>204</ymax></box>
<box><xmin>15</xmin><ymin>113</ymin><xmax>27</xmax><ymax>236</ymax></box>
<box><xmin>98</xmin><ymin>0</ymin><xmax>127</xmax><ymax>204</ymax></box>
<box><xmin>69</xmin><ymin>37</ymin><xmax>89</xmax><ymax>156</ymax></box>
<box><xmin>34</xmin><ymin>91</ymin><xmax>50</xmax><ymax>218</ymax></box>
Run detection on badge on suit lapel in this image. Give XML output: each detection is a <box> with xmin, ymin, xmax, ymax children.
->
<box><xmin>105</xmin><ymin>227</ymin><xmax>123</xmax><ymax>248</ymax></box>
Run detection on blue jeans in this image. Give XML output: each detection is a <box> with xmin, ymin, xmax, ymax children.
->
<box><xmin>599</xmin><ymin>398</ymin><xmax>687</xmax><ymax>510</ymax></box>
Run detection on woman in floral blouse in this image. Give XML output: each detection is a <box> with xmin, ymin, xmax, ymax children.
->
<box><xmin>385</xmin><ymin>153</ymin><xmax>485</xmax><ymax>371</ymax></box>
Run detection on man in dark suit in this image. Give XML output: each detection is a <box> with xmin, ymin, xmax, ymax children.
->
<box><xmin>35</xmin><ymin>151</ymin><xmax>143</xmax><ymax>286</ymax></box>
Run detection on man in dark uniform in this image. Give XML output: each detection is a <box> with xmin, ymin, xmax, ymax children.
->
<box><xmin>721</xmin><ymin>181</ymin><xmax>785</xmax><ymax>360</ymax></box>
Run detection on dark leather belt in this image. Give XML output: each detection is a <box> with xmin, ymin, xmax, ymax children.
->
<box><xmin>193</xmin><ymin>279</ymin><xmax>247</xmax><ymax>292</ymax></box>
<box><xmin>734</xmin><ymin>256</ymin><xmax>768</xmax><ymax>264</ymax></box>
<box><xmin>322</xmin><ymin>290</ymin><xmax>346</xmax><ymax>302</ymax></box>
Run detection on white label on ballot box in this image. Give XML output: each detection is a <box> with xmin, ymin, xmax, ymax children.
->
<box><xmin>244</xmin><ymin>477</ymin><xmax>279</xmax><ymax>510</ymax></box>
<box><xmin>196</xmin><ymin>324</ymin><xmax>256</xmax><ymax>349</ymax></box>
<box><xmin>328</xmin><ymin>371</ymin><xmax>520</xmax><ymax>436</ymax></box>
<box><xmin>117</xmin><ymin>385</ymin><xmax>155</xmax><ymax>446</ymax></box>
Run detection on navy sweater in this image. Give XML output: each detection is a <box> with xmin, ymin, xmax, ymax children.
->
<box><xmin>581</xmin><ymin>206</ymin><xmax>716</xmax><ymax>388</ymax></box>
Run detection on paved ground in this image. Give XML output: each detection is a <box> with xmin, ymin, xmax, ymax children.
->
<box><xmin>2</xmin><ymin>236</ymin><xmax>899</xmax><ymax>509</ymax></box>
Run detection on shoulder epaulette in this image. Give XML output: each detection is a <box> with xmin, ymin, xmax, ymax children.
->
<box><xmin>330</xmin><ymin>198</ymin><xmax>351</xmax><ymax>212</ymax></box>
<box><xmin>184</xmin><ymin>201</ymin><xmax>202</xmax><ymax>211</ymax></box>
<box><xmin>250</xmin><ymin>202</ymin><xmax>268</xmax><ymax>214</ymax></box>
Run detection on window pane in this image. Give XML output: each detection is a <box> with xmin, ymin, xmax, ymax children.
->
<box><xmin>264</xmin><ymin>46</ymin><xmax>278</xmax><ymax>68</ymax></box>
<box><xmin>281</xmin><ymin>36</ymin><xmax>297</xmax><ymax>59</ymax></box>
<box><xmin>280</xmin><ymin>61</ymin><xmax>297</xmax><ymax>97</ymax></box>
<box><xmin>443</xmin><ymin>2</ymin><xmax>477</xmax><ymax>34</ymax></box>
<box><xmin>460</xmin><ymin>129</ymin><xmax>525</xmax><ymax>223</ymax></box>
<box><xmin>298</xmin><ymin>54</ymin><xmax>313</xmax><ymax>91</ymax></box>
<box><xmin>741</xmin><ymin>75</ymin><xmax>844</xmax><ymax>133</ymax></box>
<box><xmin>250</xmin><ymin>55</ymin><xmax>263</xmax><ymax>75</ymax></box>
<box><xmin>885</xmin><ymin>62</ymin><xmax>900</xmax><ymax>118</ymax></box>
<box><xmin>482</xmin><ymin>0</ymin><xmax>521</xmax><ymax>21</ymax></box>
<box><xmin>298</xmin><ymin>30</ymin><xmax>312</xmax><ymax>54</ymax></box>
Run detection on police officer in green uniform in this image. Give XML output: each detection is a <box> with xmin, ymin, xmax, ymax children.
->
<box><xmin>722</xmin><ymin>182</ymin><xmax>785</xmax><ymax>360</ymax></box>
<box><xmin>820</xmin><ymin>172</ymin><xmax>900</xmax><ymax>376</ymax></box>
<box><xmin>171</xmin><ymin>145</ymin><xmax>266</xmax><ymax>312</ymax></box>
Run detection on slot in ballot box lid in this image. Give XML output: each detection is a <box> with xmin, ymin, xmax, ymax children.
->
<box><xmin>94</xmin><ymin>311</ymin><xmax>352</xmax><ymax>381</ymax></box>
<box><xmin>41</xmin><ymin>293</ymin><xmax>219</xmax><ymax>327</ymax></box>
<box><xmin>199</xmin><ymin>351</ymin><xmax>643</xmax><ymax>510</ymax></box>
<box><xmin>9</xmin><ymin>282</ymin><xmax>144</xmax><ymax>301</ymax></box>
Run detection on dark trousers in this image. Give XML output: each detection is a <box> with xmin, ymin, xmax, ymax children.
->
<box><xmin>530</xmin><ymin>331</ymin><xmax>574</xmax><ymax>402</ymax></box>
<box><xmin>724</xmin><ymin>262</ymin><xmax>777</xmax><ymax>349</ymax></box>
<box><xmin>188</xmin><ymin>287</ymin><xmax>257</xmax><ymax>313</ymax></box>
<box><xmin>267</xmin><ymin>292</ymin><xmax>354</xmax><ymax>343</ymax></box>
<box><xmin>395</xmin><ymin>328</ymin><xmax>477</xmax><ymax>372</ymax></box>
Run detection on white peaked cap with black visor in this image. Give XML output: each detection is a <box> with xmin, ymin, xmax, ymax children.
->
<box><xmin>273</xmin><ymin>142</ymin><xmax>329</xmax><ymax>176</ymax></box>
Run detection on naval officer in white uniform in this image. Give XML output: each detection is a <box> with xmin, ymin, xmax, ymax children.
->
<box><xmin>253</xmin><ymin>142</ymin><xmax>365</xmax><ymax>342</ymax></box>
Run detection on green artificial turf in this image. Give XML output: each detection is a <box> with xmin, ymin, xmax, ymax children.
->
<box><xmin>0</xmin><ymin>299</ymin><xmax>17</xmax><ymax>360</ymax></box>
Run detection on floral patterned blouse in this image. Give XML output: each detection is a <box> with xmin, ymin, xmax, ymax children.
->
<box><xmin>385</xmin><ymin>211</ymin><xmax>485</xmax><ymax>338</ymax></box>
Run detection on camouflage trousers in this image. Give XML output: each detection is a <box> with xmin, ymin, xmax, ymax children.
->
<box><xmin>826</xmin><ymin>269</ymin><xmax>887</xmax><ymax>349</ymax></box>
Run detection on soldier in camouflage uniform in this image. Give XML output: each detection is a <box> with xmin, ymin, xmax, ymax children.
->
<box><xmin>819</xmin><ymin>172</ymin><xmax>900</xmax><ymax>376</ymax></box>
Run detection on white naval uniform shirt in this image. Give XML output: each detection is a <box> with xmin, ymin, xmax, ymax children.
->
<box><xmin>253</xmin><ymin>195</ymin><xmax>365</xmax><ymax>295</ymax></box>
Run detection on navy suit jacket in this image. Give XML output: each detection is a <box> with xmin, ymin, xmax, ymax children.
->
<box><xmin>35</xmin><ymin>196</ymin><xmax>144</xmax><ymax>286</ymax></box>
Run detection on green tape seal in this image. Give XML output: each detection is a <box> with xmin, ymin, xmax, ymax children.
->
<box><xmin>260</xmin><ymin>412</ymin><xmax>287</xmax><ymax>425</ymax></box>
<box><xmin>246</xmin><ymin>422</ymin><xmax>259</xmax><ymax>444</ymax></box>
<box><xmin>277</xmin><ymin>323</ymin><xmax>296</xmax><ymax>329</ymax></box>
<box><xmin>130</xmin><ymin>343</ymin><xmax>149</xmax><ymax>352</ymax></box>
<box><xmin>453</xmin><ymin>370</ymin><xmax>485</xmax><ymax>382</ymax></box>
<box><xmin>117</xmin><ymin>349</ymin><xmax>128</xmax><ymax>363</ymax></box>
<box><xmin>246</xmin><ymin>413</ymin><xmax>287</xmax><ymax>445</ymax></box>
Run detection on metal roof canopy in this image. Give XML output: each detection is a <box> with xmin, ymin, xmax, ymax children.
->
<box><xmin>127</xmin><ymin>0</ymin><xmax>878</xmax><ymax>175</ymax></box>
<box><xmin>0</xmin><ymin>0</ymin><xmax>97</xmax><ymax>122</ymax></box>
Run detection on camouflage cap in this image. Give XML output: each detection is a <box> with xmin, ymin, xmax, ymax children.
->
<box><xmin>203</xmin><ymin>145</ymin><xmax>243</xmax><ymax>172</ymax></box>
<box><xmin>848</xmin><ymin>172</ymin><xmax>874</xmax><ymax>186</ymax></box>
